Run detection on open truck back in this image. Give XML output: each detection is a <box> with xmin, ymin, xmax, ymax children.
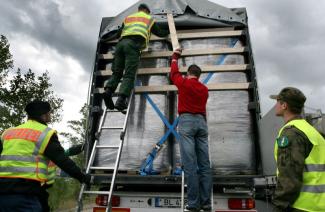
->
<box><xmin>80</xmin><ymin>0</ymin><xmax>278</xmax><ymax>211</ymax></box>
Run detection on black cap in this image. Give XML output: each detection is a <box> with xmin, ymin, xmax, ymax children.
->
<box><xmin>25</xmin><ymin>100</ymin><xmax>51</xmax><ymax>117</ymax></box>
<box><xmin>270</xmin><ymin>87</ymin><xmax>306</xmax><ymax>109</ymax></box>
<box><xmin>138</xmin><ymin>3</ymin><xmax>150</xmax><ymax>13</ymax></box>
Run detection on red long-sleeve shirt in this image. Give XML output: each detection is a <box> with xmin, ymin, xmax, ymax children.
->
<box><xmin>170</xmin><ymin>58</ymin><xmax>208</xmax><ymax>115</ymax></box>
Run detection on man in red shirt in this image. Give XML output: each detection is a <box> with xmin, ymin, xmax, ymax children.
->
<box><xmin>170</xmin><ymin>49</ymin><xmax>212</xmax><ymax>212</ymax></box>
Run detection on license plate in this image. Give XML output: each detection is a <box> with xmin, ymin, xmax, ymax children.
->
<box><xmin>155</xmin><ymin>197</ymin><xmax>182</xmax><ymax>208</ymax></box>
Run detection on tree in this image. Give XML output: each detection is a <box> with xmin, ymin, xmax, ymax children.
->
<box><xmin>48</xmin><ymin>104</ymin><xmax>88</xmax><ymax>210</ymax></box>
<box><xmin>0</xmin><ymin>35</ymin><xmax>63</xmax><ymax>133</ymax></box>
<box><xmin>0</xmin><ymin>35</ymin><xmax>13</xmax><ymax>86</ymax></box>
<box><xmin>0</xmin><ymin>68</ymin><xmax>63</xmax><ymax>132</ymax></box>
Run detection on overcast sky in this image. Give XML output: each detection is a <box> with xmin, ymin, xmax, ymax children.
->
<box><xmin>1</xmin><ymin>0</ymin><xmax>324</xmax><ymax>133</ymax></box>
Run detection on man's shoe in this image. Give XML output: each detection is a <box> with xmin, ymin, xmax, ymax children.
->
<box><xmin>115</xmin><ymin>95</ymin><xmax>128</xmax><ymax>112</ymax></box>
<box><xmin>102</xmin><ymin>89</ymin><xmax>114</xmax><ymax>110</ymax></box>
<box><xmin>184</xmin><ymin>205</ymin><xmax>200</xmax><ymax>212</ymax></box>
<box><xmin>201</xmin><ymin>204</ymin><xmax>212</xmax><ymax>211</ymax></box>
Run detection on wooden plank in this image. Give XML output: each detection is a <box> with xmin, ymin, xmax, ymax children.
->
<box><xmin>177</xmin><ymin>30</ymin><xmax>243</xmax><ymax>39</ymax></box>
<box><xmin>95</xmin><ymin>83</ymin><xmax>251</xmax><ymax>94</ymax></box>
<box><xmin>97</xmin><ymin>64</ymin><xmax>250</xmax><ymax>76</ymax></box>
<box><xmin>106</xmin><ymin>29</ymin><xmax>243</xmax><ymax>44</ymax></box>
<box><xmin>167</xmin><ymin>13</ymin><xmax>180</xmax><ymax>50</ymax></box>
<box><xmin>176</xmin><ymin>27</ymin><xmax>235</xmax><ymax>33</ymax></box>
<box><xmin>100</xmin><ymin>47</ymin><xmax>247</xmax><ymax>60</ymax></box>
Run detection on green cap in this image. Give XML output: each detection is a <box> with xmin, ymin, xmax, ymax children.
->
<box><xmin>270</xmin><ymin>87</ymin><xmax>306</xmax><ymax>108</ymax></box>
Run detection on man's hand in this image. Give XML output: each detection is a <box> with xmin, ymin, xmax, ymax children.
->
<box><xmin>172</xmin><ymin>47</ymin><xmax>182</xmax><ymax>60</ymax></box>
<box><xmin>66</xmin><ymin>144</ymin><xmax>84</xmax><ymax>156</ymax></box>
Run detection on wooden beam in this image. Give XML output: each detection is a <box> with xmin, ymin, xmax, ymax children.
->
<box><xmin>97</xmin><ymin>64</ymin><xmax>250</xmax><ymax>76</ymax></box>
<box><xmin>100</xmin><ymin>47</ymin><xmax>247</xmax><ymax>60</ymax></box>
<box><xmin>177</xmin><ymin>30</ymin><xmax>243</xmax><ymax>40</ymax></box>
<box><xmin>176</xmin><ymin>27</ymin><xmax>235</xmax><ymax>33</ymax></box>
<box><xmin>95</xmin><ymin>83</ymin><xmax>251</xmax><ymax>94</ymax></box>
<box><xmin>167</xmin><ymin>13</ymin><xmax>180</xmax><ymax>50</ymax></box>
<box><xmin>106</xmin><ymin>30</ymin><xmax>243</xmax><ymax>44</ymax></box>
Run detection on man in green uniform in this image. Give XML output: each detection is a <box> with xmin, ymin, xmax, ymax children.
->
<box><xmin>102</xmin><ymin>3</ymin><xmax>169</xmax><ymax>112</ymax></box>
<box><xmin>270</xmin><ymin>87</ymin><xmax>325</xmax><ymax>212</ymax></box>
<box><xmin>0</xmin><ymin>100</ymin><xmax>91</xmax><ymax>211</ymax></box>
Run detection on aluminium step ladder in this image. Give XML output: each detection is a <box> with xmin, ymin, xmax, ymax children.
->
<box><xmin>76</xmin><ymin>91</ymin><xmax>135</xmax><ymax>212</ymax></box>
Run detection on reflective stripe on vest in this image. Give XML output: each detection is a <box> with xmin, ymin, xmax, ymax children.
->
<box><xmin>46</xmin><ymin>161</ymin><xmax>57</xmax><ymax>185</ymax></box>
<box><xmin>274</xmin><ymin>119</ymin><xmax>325</xmax><ymax>211</ymax></box>
<box><xmin>0</xmin><ymin>155</ymin><xmax>48</xmax><ymax>165</ymax></box>
<box><xmin>121</xmin><ymin>11</ymin><xmax>154</xmax><ymax>49</ymax></box>
<box><xmin>0</xmin><ymin>120</ymin><xmax>56</xmax><ymax>182</ymax></box>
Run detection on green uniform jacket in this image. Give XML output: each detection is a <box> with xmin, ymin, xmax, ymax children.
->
<box><xmin>272</xmin><ymin>118</ymin><xmax>313</xmax><ymax>212</ymax></box>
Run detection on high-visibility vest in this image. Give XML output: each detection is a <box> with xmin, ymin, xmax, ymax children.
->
<box><xmin>46</xmin><ymin>160</ymin><xmax>57</xmax><ymax>185</ymax></box>
<box><xmin>0</xmin><ymin>120</ymin><xmax>56</xmax><ymax>183</ymax></box>
<box><xmin>46</xmin><ymin>148</ymin><xmax>70</xmax><ymax>185</ymax></box>
<box><xmin>121</xmin><ymin>11</ymin><xmax>155</xmax><ymax>49</ymax></box>
<box><xmin>274</xmin><ymin>119</ymin><xmax>325</xmax><ymax>211</ymax></box>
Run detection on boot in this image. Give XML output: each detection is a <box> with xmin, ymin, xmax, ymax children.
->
<box><xmin>184</xmin><ymin>205</ymin><xmax>200</xmax><ymax>212</ymax></box>
<box><xmin>115</xmin><ymin>95</ymin><xmax>128</xmax><ymax>112</ymax></box>
<box><xmin>102</xmin><ymin>88</ymin><xmax>114</xmax><ymax>110</ymax></box>
<box><xmin>201</xmin><ymin>204</ymin><xmax>212</xmax><ymax>212</ymax></box>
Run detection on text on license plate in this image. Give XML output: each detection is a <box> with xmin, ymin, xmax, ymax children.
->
<box><xmin>155</xmin><ymin>197</ymin><xmax>182</xmax><ymax>208</ymax></box>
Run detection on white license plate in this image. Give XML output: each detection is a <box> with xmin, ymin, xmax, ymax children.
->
<box><xmin>155</xmin><ymin>197</ymin><xmax>182</xmax><ymax>208</ymax></box>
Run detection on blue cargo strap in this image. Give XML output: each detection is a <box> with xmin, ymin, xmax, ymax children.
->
<box><xmin>139</xmin><ymin>92</ymin><xmax>180</xmax><ymax>175</ymax></box>
<box><xmin>202</xmin><ymin>38</ymin><xmax>238</xmax><ymax>84</ymax></box>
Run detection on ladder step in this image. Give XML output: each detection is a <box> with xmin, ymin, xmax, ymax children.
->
<box><xmin>101</xmin><ymin>126</ymin><xmax>124</xmax><ymax>130</ymax></box>
<box><xmin>96</xmin><ymin>145</ymin><xmax>120</xmax><ymax>149</ymax></box>
<box><xmin>83</xmin><ymin>191</ymin><xmax>110</xmax><ymax>195</ymax></box>
<box><xmin>90</xmin><ymin>166</ymin><xmax>115</xmax><ymax>170</ymax></box>
<box><xmin>106</xmin><ymin>109</ymin><xmax>121</xmax><ymax>112</ymax></box>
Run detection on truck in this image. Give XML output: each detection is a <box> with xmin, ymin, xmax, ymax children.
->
<box><xmin>78</xmin><ymin>0</ymin><xmax>325</xmax><ymax>211</ymax></box>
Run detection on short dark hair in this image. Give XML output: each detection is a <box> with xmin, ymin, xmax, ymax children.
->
<box><xmin>138</xmin><ymin>4</ymin><xmax>150</xmax><ymax>13</ymax></box>
<box><xmin>187</xmin><ymin>64</ymin><xmax>202</xmax><ymax>78</ymax></box>
<box><xmin>25</xmin><ymin>100</ymin><xmax>51</xmax><ymax>118</ymax></box>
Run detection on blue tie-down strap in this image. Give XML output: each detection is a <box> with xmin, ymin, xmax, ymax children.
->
<box><xmin>202</xmin><ymin>38</ymin><xmax>238</xmax><ymax>84</ymax></box>
<box><xmin>173</xmin><ymin>165</ymin><xmax>182</xmax><ymax>175</ymax></box>
<box><xmin>139</xmin><ymin>93</ymin><xmax>180</xmax><ymax>175</ymax></box>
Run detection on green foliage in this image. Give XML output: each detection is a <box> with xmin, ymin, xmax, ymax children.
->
<box><xmin>0</xmin><ymin>68</ymin><xmax>63</xmax><ymax>133</ymax></box>
<box><xmin>0</xmin><ymin>35</ymin><xmax>13</xmax><ymax>86</ymax></box>
<box><xmin>0</xmin><ymin>35</ymin><xmax>63</xmax><ymax>133</ymax></box>
<box><xmin>49</xmin><ymin>104</ymin><xmax>89</xmax><ymax>210</ymax></box>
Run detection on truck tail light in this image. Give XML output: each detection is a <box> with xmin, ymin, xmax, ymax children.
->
<box><xmin>96</xmin><ymin>195</ymin><xmax>108</xmax><ymax>206</ymax></box>
<box><xmin>228</xmin><ymin>198</ymin><xmax>255</xmax><ymax>209</ymax></box>
<box><xmin>93</xmin><ymin>207</ymin><xmax>130</xmax><ymax>212</ymax></box>
<box><xmin>111</xmin><ymin>196</ymin><xmax>121</xmax><ymax>207</ymax></box>
<box><xmin>95</xmin><ymin>195</ymin><xmax>120</xmax><ymax>207</ymax></box>
<box><xmin>112</xmin><ymin>209</ymin><xmax>130</xmax><ymax>212</ymax></box>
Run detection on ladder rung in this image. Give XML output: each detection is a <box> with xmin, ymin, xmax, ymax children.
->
<box><xmin>83</xmin><ymin>191</ymin><xmax>110</xmax><ymax>195</ymax></box>
<box><xmin>90</xmin><ymin>166</ymin><xmax>115</xmax><ymax>170</ymax></box>
<box><xmin>96</xmin><ymin>145</ymin><xmax>120</xmax><ymax>149</ymax></box>
<box><xmin>101</xmin><ymin>126</ymin><xmax>124</xmax><ymax>130</ymax></box>
<box><xmin>106</xmin><ymin>109</ymin><xmax>121</xmax><ymax>112</ymax></box>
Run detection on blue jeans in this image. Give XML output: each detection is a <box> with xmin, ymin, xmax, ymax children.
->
<box><xmin>0</xmin><ymin>194</ymin><xmax>42</xmax><ymax>212</ymax></box>
<box><xmin>178</xmin><ymin>113</ymin><xmax>212</xmax><ymax>209</ymax></box>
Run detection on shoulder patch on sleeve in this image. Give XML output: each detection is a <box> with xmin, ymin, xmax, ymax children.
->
<box><xmin>277</xmin><ymin>136</ymin><xmax>290</xmax><ymax>148</ymax></box>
